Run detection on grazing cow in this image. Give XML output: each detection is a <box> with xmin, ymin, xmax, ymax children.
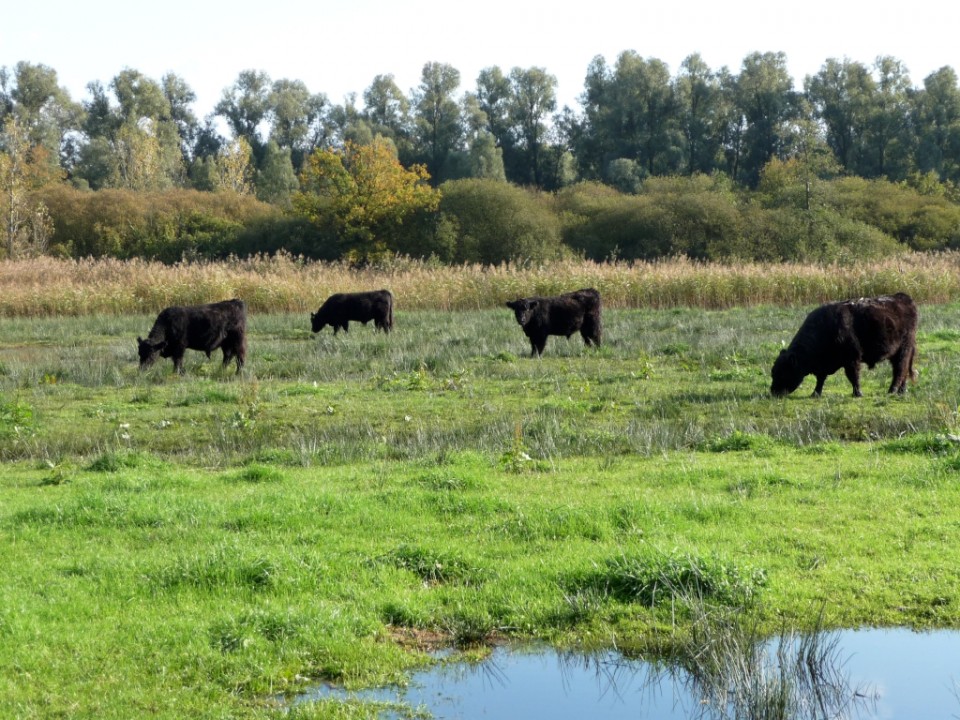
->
<box><xmin>506</xmin><ymin>288</ymin><xmax>602</xmax><ymax>357</ymax></box>
<box><xmin>137</xmin><ymin>298</ymin><xmax>247</xmax><ymax>374</ymax></box>
<box><xmin>311</xmin><ymin>290</ymin><xmax>393</xmax><ymax>335</ymax></box>
<box><xmin>770</xmin><ymin>292</ymin><xmax>918</xmax><ymax>397</ymax></box>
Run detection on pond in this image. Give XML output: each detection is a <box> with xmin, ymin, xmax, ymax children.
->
<box><xmin>294</xmin><ymin>628</ymin><xmax>960</xmax><ymax>719</ymax></box>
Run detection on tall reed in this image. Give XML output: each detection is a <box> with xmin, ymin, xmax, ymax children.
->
<box><xmin>3</xmin><ymin>252</ymin><xmax>960</xmax><ymax>317</ymax></box>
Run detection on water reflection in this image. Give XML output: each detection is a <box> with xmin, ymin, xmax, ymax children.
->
<box><xmin>295</xmin><ymin>629</ymin><xmax>960</xmax><ymax>719</ymax></box>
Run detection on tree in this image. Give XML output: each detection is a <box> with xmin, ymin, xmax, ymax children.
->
<box><xmin>862</xmin><ymin>56</ymin><xmax>914</xmax><ymax>180</ymax></box>
<box><xmin>458</xmin><ymin>93</ymin><xmax>505</xmax><ymax>180</ymax></box>
<box><xmin>807</xmin><ymin>58</ymin><xmax>875</xmax><ymax>175</ymax></box>
<box><xmin>162</xmin><ymin>72</ymin><xmax>199</xmax><ymax>164</ymax></box>
<box><xmin>412</xmin><ymin>62</ymin><xmax>463</xmax><ymax>183</ymax></box>
<box><xmin>111</xmin><ymin>69</ymin><xmax>169</xmax><ymax>126</ymax></box>
<box><xmin>5</xmin><ymin>62</ymin><xmax>83</xmax><ymax>174</ymax></box>
<box><xmin>675</xmin><ymin>54</ymin><xmax>723</xmax><ymax>175</ymax></box>
<box><xmin>325</xmin><ymin>94</ymin><xmax>370</xmax><ymax>147</ymax></box>
<box><xmin>75</xmin><ymin>70</ymin><xmax>184</xmax><ymax>190</ymax></box>
<box><xmin>82</xmin><ymin>81</ymin><xmax>118</xmax><ymax>142</ymax></box>
<box><xmin>733</xmin><ymin>52</ymin><xmax>798</xmax><ymax>187</ymax></box>
<box><xmin>775</xmin><ymin>98</ymin><xmax>841</xmax><ymax>211</ymax></box>
<box><xmin>115</xmin><ymin>120</ymin><xmax>166</xmax><ymax>191</ymax></box>
<box><xmin>188</xmin><ymin>118</ymin><xmax>225</xmax><ymax>190</ymax></box>
<box><xmin>507</xmin><ymin>66</ymin><xmax>557</xmax><ymax>186</ymax></box>
<box><xmin>216</xmin><ymin>137</ymin><xmax>254</xmax><ymax>195</ymax></box>
<box><xmin>267</xmin><ymin>78</ymin><xmax>329</xmax><ymax>170</ymax></box>
<box><xmin>362</xmin><ymin>74</ymin><xmax>412</xmax><ymax>161</ymax></box>
<box><xmin>256</xmin><ymin>140</ymin><xmax>299</xmax><ymax>206</ymax></box>
<box><xmin>475</xmin><ymin>66</ymin><xmax>515</xmax><ymax>173</ymax></box>
<box><xmin>215</xmin><ymin>70</ymin><xmax>271</xmax><ymax>158</ymax></box>
<box><xmin>912</xmin><ymin>66</ymin><xmax>960</xmax><ymax>183</ymax></box>
<box><xmin>606</xmin><ymin>53</ymin><xmax>680</xmax><ymax>177</ymax></box>
<box><xmin>0</xmin><ymin>116</ymin><xmax>55</xmax><ymax>258</ymax></box>
<box><xmin>293</xmin><ymin>137</ymin><xmax>440</xmax><ymax>259</ymax></box>
<box><xmin>567</xmin><ymin>56</ymin><xmax>612</xmax><ymax>181</ymax></box>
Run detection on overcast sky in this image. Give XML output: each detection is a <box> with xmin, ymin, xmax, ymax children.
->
<box><xmin>4</xmin><ymin>0</ymin><xmax>958</xmax><ymax>119</ymax></box>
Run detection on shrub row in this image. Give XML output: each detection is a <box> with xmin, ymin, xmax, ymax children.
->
<box><xmin>26</xmin><ymin>174</ymin><xmax>960</xmax><ymax>265</ymax></box>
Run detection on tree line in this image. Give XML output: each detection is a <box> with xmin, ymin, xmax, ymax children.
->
<box><xmin>2</xmin><ymin>51</ymin><xmax>959</xmax><ymax>263</ymax></box>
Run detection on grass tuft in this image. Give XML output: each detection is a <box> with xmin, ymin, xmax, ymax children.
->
<box><xmin>576</xmin><ymin>549</ymin><xmax>767</xmax><ymax>608</ymax></box>
<box><xmin>228</xmin><ymin>464</ymin><xmax>286</xmax><ymax>483</ymax></box>
<box><xmin>377</xmin><ymin>544</ymin><xmax>487</xmax><ymax>586</ymax></box>
<box><xmin>150</xmin><ymin>546</ymin><xmax>278</xmax><ymax>592</ymax></box>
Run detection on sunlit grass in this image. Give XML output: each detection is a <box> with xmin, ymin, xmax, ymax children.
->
<box><xmin>3</xmin><ymin>303</ymin><xmax>960</xmax><ymax>717</ymax></box>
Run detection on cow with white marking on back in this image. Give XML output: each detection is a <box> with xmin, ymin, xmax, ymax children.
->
<box><xmin>770</xmin><ymin>292</ymin><xmax>918</xmax><ymax>397</ymax></box>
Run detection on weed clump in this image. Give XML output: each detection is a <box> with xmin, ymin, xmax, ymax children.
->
<box><xmin>376</xmin><ymin>544</ymin><xmax>487</xmax><ymax>586</ymax></box>
<box><xmin>227</xmin><ymin>464</ymin><xmax>286</xmax><ymax>483</ymax></box>
<box><xmin>86</xmin><ymin>449</ymin><xmax>159</xmax><ymax>472</ymax></box>
<box><xmin>576</xmin><ymin>549</ymin><xmax>767</xmax><ymax>608</ymax></box>
<box><xmin>150</xmin><ymin>545</ymin><xmax>277</xmax><ymax>592</ymax></box>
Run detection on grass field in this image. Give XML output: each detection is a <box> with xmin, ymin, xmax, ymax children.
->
<box><xmin>3</xmin><ymin>301</ymin><xmax>960</xmax><ymax>718</ymax></box>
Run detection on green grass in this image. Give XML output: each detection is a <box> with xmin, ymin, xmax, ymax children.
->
<box><xmin>2</xmin><ymin>305</ymin><xmax>960</xmax><ymax>717</ymax></box>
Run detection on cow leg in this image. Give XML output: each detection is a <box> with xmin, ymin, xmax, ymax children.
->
<box><xmin>533</xmin><ymin>335</ymin><xmax>547</xmax><ymax>357</ymax></box>
<box><xmin>843</xmin><ymin>364</ymin><xmax>862</xmax><ymax>397</ymax></box>
<box><xmin>173</xmin><ymin>354</ymin><xmax>186</xmax><ymax>374</ymax></box>
<box><xmin>888</xmin><ymin>349</ymin><xmax>910</xmax><ymax>394</ymax></box>
<box><xmin>234</xmin><ymin>339</ymin><xmax>246</xmax><ymax>374</ymax></box>
<box><xmin>812</xmin><ymin>376</ymin><xmax>827</xmax><ymax>397</ymax></box>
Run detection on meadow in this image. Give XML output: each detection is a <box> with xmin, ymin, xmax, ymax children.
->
<box><xmin>3</xmin><ymin>258</ymin><xmax>960</xmax><ymax>718</ymax></box>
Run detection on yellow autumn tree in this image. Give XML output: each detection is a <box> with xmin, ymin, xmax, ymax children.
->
<box><xmin>294</xmin><ymin>137</ymin><xmax>440</xmax><ymax>260</ymax></box>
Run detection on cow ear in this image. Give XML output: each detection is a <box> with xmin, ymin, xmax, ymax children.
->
<box><xmin>137</xmin><ymin>336</ymin><xmax>143</xmax><ymax>344</ymax></box>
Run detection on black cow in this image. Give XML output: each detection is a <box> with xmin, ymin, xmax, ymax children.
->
<box><xmin>137</xmin><ymin>298</ymin><xmax>247</xmax><ymax>374</ymax></box>
<box><xmin>770</xmin><ymin>292</ymin><xmax>918</xmax><ymax>397</ymax></box>
<box><xmin>506</xmin><ymin>288</ymin><xmax>602</xmax><ymax>357</ymax></box>
<box><xmin>311</xmin><ymin>290</ymin><xmax>393</xmax><ymax>335</ymax></box>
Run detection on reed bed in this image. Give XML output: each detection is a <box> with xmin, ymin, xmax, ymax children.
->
<box><xmin>3</xmin><ymin>252</ymin><xmax>960</xmax><ymax>317</ymax></box>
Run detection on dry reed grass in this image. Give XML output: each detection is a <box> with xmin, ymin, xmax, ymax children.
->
<box><xmin>2</xmin><ymin>252</ymin><xmax>959</xmax><ymax>317</ymax></box>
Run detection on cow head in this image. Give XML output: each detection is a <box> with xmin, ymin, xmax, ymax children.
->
<box><xmin>506</xmin><ymin>298</ymin><xmax>538</xmax><ymax>327</ymax></box>
<box><xmin>137</xmin><ymin>336</ymin><xmax>164</xmax><ymax>369</ymax></box>
<box><xmin>770</xmin><ymin>349</ymin><xmax>804</xmax><ymax>396</ymax></box>
<box><xmin>310</xmin><ymin>311</ymin><xmax>325</xmax><ymax>333</ymax></box>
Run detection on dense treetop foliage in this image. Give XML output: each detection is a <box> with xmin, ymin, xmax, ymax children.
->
<box><xmin>1</xmin><ymin>52</ymin><xmax>959</xmax><ymax>264</ymax></box>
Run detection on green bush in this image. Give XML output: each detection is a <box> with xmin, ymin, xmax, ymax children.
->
<box><xmin>35</xmin><ymin>186</ymin><xmax>280</xmax><ymax>260</ymax></box>
<box><xmin>439</xmin><ymin>178</ymin><xmax>567</xmax><ymax>263</ymax></box>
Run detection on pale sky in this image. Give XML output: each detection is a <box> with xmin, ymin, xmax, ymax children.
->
<box><xmin>4</xmin><ymin>0</ymin><xmax>959</xmax><ymax>120</ymax></box>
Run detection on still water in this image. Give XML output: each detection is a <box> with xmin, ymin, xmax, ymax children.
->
<box><xmin>296</xmin><ymin>629</ymin><xmax>960</xmax><ymax>719</ymax></box>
